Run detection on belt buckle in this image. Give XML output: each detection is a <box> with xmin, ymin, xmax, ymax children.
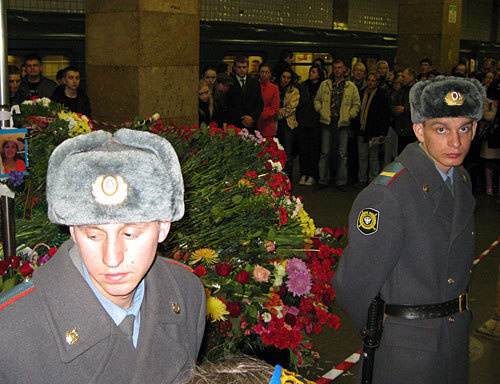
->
<box><xmin>459</xmin><ymin>292</ymin><xmax>469</xmax><ymax>313</ymax></box>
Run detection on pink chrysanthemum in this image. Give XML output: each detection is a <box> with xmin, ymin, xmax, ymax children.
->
<box><xmin>286</xmin><ymin>258</ymin><xmax>308</xmax><ymax>275</ymax></box>
<box><xmin>286</xmin><ymin>270</ymin><xmax>312</xmax><ymax>297</ymax></box>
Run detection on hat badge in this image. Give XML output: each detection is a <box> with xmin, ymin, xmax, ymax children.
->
<box><xmin>444</xmin><ymin>91</ymin><xmax>464</xmax><ymax>106</ymax></box>
<box><xmin>91</xmin><ymin>174</ymin><xmax>128</xmax><ymax>205</ymax></box>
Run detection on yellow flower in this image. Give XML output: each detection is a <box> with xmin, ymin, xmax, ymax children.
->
<box><xmin>298</xmin><ymin>206</ymin><xmax>315</xmax><ymax>238</ymax></box>
<box><xmin>189</xmin><ymin>248</ymin><xmax>219</xmax><ymax>265</ymax></box>
<box><xmin>237</xmin><ymin>178</ymin><xmax>255</xmax><ymax>188</ymax></box>
<box><xmin>206</xmin><ymin>296</ymin><xmax>229</xmax><ymax>322</ymax></box>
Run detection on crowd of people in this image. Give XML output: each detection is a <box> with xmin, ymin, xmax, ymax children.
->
<box><xmin>199</xmin><ymin>52</ymin><xmax>500</xmax><ymax>203</ymax></box>
<box><xmin>9</xmin><ymin>53</ymin><xmax>91</xmax><ymax>116</ymax></box>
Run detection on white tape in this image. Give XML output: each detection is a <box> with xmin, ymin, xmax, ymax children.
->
<box><xmin>0</xmin><ymin>183</ymin><xmax>15</xmax><ymax>199</ymax></box>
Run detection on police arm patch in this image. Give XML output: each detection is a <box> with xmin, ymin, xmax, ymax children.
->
<box><xmin>357</xmin><ymin>208</ymin><xmax>379</xmax><ymax>235</ymax></box>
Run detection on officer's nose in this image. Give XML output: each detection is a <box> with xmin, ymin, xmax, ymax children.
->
<box><xmin>102</xmin><ymin>238</ymin><xmax>125</xmax><ymax>268</ymax></box>
<box><xmin>448</xmin><ymin>130</ymin><xmax>461</xmax><ymax>148</ymax></box>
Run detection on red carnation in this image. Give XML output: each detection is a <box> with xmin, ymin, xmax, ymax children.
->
<box><xmin>193</xmin><ymin>265</ymin><xmax>207</xmax><ymax>277</ymax></box>
<box><xmin>236</xmin><ymin>270</ymin><xmax>251</xmax><ymax>284</ymax></box>
<box><xmin>8</xmin><ymin>256</ymin><xmax>20</xmax><ymax>269</ymax></box>
<box><xmin>227</xmin><ymin>302</ymin><xmax>242</xmax><ymax>318</ymax></box>
<box><xmin>19</xmin><ymin>261</ymin><xmax>33</xmax><ymax>276</ymax></box>
<box><xmin>0</xmin><ymin>260</ymin><xmax>9</xmax><ymax>275</ymax></box>
<box><xmin>245</xmin><ymin>171</ymin><xmax>258</xmax><ymax>179</ymax></box>
<box><xmin>48</xmin><ymin>248</ymin><xmax>58</xmax><ymax>257</ymax></box>
<box><xmin>215</xmin><ymin>263</ymin><xmax>233</xmax><ymax>277</ymax></box>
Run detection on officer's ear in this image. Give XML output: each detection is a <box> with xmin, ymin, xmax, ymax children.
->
<box><xmin>471</xmin><ymin>121</ymin><xmax>478</xmax><ymax>140</ymax></box>
<box><xmin>413</xmin><ymin>122</ymin><xmax>425</xmax><ymax>143</ymax></box>
<box><xmin>69</xmin><ymin>226</ymin><xmax>76</xmax><ymax>243</ymax></box>
<box><xmin>158</xmin><ymin>221</ymin><xmax>171</xmax><ymax>243</ymax></box>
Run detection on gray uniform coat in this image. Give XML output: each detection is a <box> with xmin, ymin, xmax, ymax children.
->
<box><xmin>0</xmin><ymin>240</ymin><xmax>206</xmax><ymax>384</ymax></box>
<box><xmin>333</xmin><ymin>142</ymin><xmax>475</xmax><ymax>384</ymax></box>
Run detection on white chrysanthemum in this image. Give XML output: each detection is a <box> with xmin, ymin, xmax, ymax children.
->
<box><xmin>262</xmin><ymin>312</ymin><xmax>272</xmax><ymax>323</ymax></box>
<box><xmin>40</xmin><ymin>97</ymin><xmax>51</xmax><ymax>107</ymax></box>
<box><xmin>268</xmin><ymin>160</ymin><xmax>283</xmax><ymax>172</ymax></box>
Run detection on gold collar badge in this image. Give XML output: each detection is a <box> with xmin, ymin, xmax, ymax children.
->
<box><xmin>444</xmin><ymin>91</ymin><xmax>464</xmax><ymax>106</ymax></box>
<box><xmin>65</xmin><ymin>328</ymin><xmax>80</xmax><ymax>345</ymax></box>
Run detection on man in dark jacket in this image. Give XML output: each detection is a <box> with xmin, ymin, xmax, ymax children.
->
<box><xmin>334</xmin><ymin>76</ymin><xmax>485</xmax><ymax>384</ymax></box>
<box><xmin>392</xmin><ymin>67</ymin><xmax>416</xmax><ymax>153</ymax></box>
<box><xmin>226</xmin><ymin>56</ymin><xmax>263</xmax><ymax>133</ymax></box>
<box><xmin>355</xmin><ymin>71</ymin><xmax>391</xmax><ymax>187</ymax></box>
<box><xmin>0</xmin><ymin>129</ymin><xmax>206</xmax><ymax>383</ymax></box>
<box><xmin>51</xmin><ymin>66</ymin><xmax>91</xmax><ymax>117</ymax></box>
<box><xmin>8</xmin><ymin>65</ymin><xmax>29</xmax><ymax>106</ymax></box>
<box><xmin>19</xmin><ymin>53</ymin><xmax>57</xmax><ymax>99</ymax></box>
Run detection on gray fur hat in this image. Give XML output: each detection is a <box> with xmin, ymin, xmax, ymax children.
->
<box><xmin>47</xmin><ymin>128</ymin><xmax>184</xmax><ymax>226</ymax></box>
<box><xmin>410</xmin><ymin>75</ymin><xmax>486</xmax><ymax>123</ymax></box>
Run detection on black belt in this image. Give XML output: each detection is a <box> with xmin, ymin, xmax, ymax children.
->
<box><xmin>384</xmin><ymin>293</ymin><xmax>469</xmax><ymax>320</ymax></box>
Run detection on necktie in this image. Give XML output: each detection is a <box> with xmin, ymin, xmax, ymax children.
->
<box><xmin>241</xmin><ymin>79</ymin><xmax>246</xmax><ymax>94</ymax></box>
<box><xmin>445</xmin><ymin>176</ymin><xmax>453</xmax><ymax>197</ymax></box>
<box><xmin>119</xmin><ymin>314</ymin><xmax>135</xmax><ymax>342</ymax></box>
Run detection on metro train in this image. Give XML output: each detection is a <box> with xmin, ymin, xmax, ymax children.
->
<box><xmin>5</xmin><ymin>10</ymin><xmax>500</xmax><ymax>84</ymax></box>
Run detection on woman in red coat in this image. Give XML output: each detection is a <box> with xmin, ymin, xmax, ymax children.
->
<box><xmin>257</xmin><ymin>64</ymin><xmax>280</xmax><ymax>137</ymax></box>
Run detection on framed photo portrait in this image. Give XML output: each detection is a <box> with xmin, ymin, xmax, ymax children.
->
<box><xmin>0</xmin><ymin>128</ymin><xmax>28</xmax><ymax>178</ymax></box>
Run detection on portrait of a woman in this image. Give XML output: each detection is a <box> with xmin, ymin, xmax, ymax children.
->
<box><xmin>0</xmin><ymin>133</ymin><xmax>26</xmax><ymax>176</ymax></box>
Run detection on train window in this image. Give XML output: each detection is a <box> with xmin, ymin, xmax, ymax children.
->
<box><xmin>8</xmin><ymin>55</ymin><xmax>70</xmax><ymax>82</ymax></box>
<box><xmin>42</xmin><ymin>55</ymin><xmax>71</xmax><ymax>81</ymax></box>
<box><xmin>366</xmin><ymin>58</ymin><xmax>378</xmax><ymax>72</ymax></box>
<box><xmin>294</xmin><ymin>53</ymin><xmax>332</xmax><ymax>82</ymax></box>
<box><xmin>222</xmin><ymin>55</ymin><xmax>264</xmax><ymax>76</ymax></box>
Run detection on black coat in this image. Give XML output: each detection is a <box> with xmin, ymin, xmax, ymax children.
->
<box><xmin>358</xmin><ymin>88</ymin><xmax>391</xmax><ymax>141</ymax></box>
<box><xmin>51</xmin><ymin>86</ymin><xmax>92</xmax><ymax>117</ymax></box>
<box><xmin>225</xmin><ymin>76</ymin><xmax>263</xmax><ymax>128</ymax></box>
<box><xmin>392</xmin><ymin>85</ymin><xmax>413</xmax><ymax>138</ymax></box>
<box><xmin>296</xmin><ymin>80</ymin><xmax>321</xmax><ymax>128</ymax></box>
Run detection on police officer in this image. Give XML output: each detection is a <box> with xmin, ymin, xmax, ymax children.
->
<box><xmin>0</xmin><ymin>129</ymin><xmax>206</xmax><ymax>383</ymax></box>
<box><xmin>333</xmin><ymin>76</ymin><xmax>485</xmax><ymax>383</ymax></box>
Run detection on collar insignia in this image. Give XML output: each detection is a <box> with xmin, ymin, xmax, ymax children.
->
<box><xmin>65</xmin><ymin>328</ymin><xmax>80</xmax><ymax>345</ymax></box>
<box><xmin>172</xmin><ymin>302</ymin><xmax>181</xmax><ymax>314</ymax></box>
<box><xmin>444</xmin><ymin>91</ymin><xmax>464</xmax><ymax>106</ymax></box>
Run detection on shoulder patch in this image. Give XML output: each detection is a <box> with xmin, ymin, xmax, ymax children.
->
<box><xmin>163</xmin><ymin>259</ymin><xmax>194</xmax><ymax>273</ymax></box>
<box><xmin>357</xmin><ymin>208</ymin><xmax>379</xmax><ymax>235</ymax></box>
<box><xmin>375</xmin><ymin>162</ymin><xmax>406</xmax><ymax>186</ymax></box>
<box><xmin>0</xmin><ymin>280</ymin><xmax>35</xmax><ymax>312</ymax></box>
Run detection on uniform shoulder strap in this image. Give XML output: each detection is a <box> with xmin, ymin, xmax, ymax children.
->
<box><xmin>163</xmin><ymin>259</ymin><xmax>194</xmax><ymax>273</ymax></box>
<box><xmin>0</xmin><ymin>280</ymin><xmax>35</xmax><ymax>312</ymax></box>
<box><xmin>375</xmin><ymin>162</ymin><xmax>406</xmax><ymax>186</ymax></box>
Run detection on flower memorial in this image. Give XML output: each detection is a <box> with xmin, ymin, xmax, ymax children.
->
<box><xmin>1</xmin><ymin>102</ymin><xmax>347</xmax><ymax>370</ymax></box>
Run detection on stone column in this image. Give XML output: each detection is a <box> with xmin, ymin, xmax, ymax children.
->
<box><xmin>396</xmin><ymin>0</ymin><xmax>462</xmax><ymax>74</ymax></box>
<box><xmin>86</xmin><ymin>0</ymin><xmax>199</xmax><ymax>126</ymax></box>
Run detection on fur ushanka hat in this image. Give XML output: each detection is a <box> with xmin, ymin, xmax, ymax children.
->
<box><xmin>410</xmin><ymin>75</ymin><xmax>485</xmax><ymax>123</ymax></box>
<box><xmin>46</xmin><ymin>129</ymin><xmax>184</xmax><ymax>226</ymax></box>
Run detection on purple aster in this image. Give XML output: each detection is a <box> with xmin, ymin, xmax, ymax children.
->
<box><xmin>37</xmin><ymin>253</ymin><xmax>51</xmax><ymax>266</ymax></box>
<box><xmin>7</xmin><ymin>171</ymin><xmax>24</xmax><ymax>187</ymax></box>
<box><xmin>286</xmin><ymin>258</ymin><xmax>308</xmax><ymax>275</ymax></box>
<box><xmin>286</xmin><ymin>270</ymin><xmax>312</xmax><ymax>297</ymax></box>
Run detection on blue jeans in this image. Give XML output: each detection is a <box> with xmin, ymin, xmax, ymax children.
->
<box><xmin>357</xmin><ymin>136</ymin><xmax>380</xmax><ymax>183</ymax></box>
<box><xmin>319</xmin><ymin>123</ymin><xmax>349</xmax><ymax>186</ymax></box>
